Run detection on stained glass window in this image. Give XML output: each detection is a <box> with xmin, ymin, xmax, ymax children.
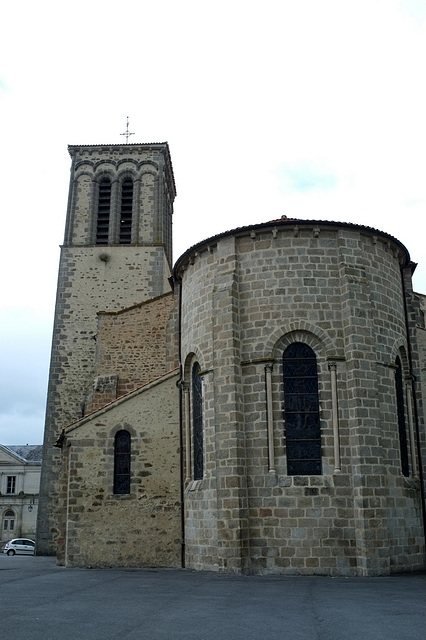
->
<box><xmin>192</xmin><ymin>362</ymin><xmax>204</xmax><ymax>480</ymax></box>
<box><xmin>114</xmin><ymin>430</ymin><xmax>131</xmax><ymax>494</ymax></box>
<box><xmin>283</xmin><ymin>343</ymin><xmax>322</xmax><ymax>475</ymax></box>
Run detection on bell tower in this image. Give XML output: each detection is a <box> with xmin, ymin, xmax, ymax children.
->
<box><xmin>37</xmin><ymin>143</ymin><xmax>176</xmax><ymax>554</ymax></box>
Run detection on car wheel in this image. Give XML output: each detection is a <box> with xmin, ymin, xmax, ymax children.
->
<box><xmin>7</xmin><ymin>549</ymin><xmax>15</xmax><ymax>556</ymax></box>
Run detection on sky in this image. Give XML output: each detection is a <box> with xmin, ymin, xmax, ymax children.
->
<box><xmin>0</xmin><ymin>0</ymin><xmax>425</xmax><ymax>445</ymax></box>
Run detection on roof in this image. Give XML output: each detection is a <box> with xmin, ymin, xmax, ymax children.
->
<box><xmin>64</xmin><ymin>368</ymin><xmax>180</xmax><ymax>435</ymax></box>
<box><xmin>67</xmin><ymin>142</ymin><xmax>169</xmax><ymax>148</ymax></box>
<box><xmin>173</xmin><ymin>217</ymin><xmax>412</xmax><ymax>276</ymax></box>
<box><xmin>5</xmin><ymin>445</ymin><xmax>43</xmax><ymax>462</ymax></box>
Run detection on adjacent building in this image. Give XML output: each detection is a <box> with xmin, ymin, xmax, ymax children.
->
<box><xmin>0</xmin><ymin>445</ymin><xmax>42</xmax><ymax>549</ymax></box>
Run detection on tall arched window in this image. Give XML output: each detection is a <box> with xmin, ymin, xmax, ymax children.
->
<box><xmin>113</xmin><ymin>430</ymin><xmax>131</xmax><ymax>494</ymax></box>
<box><xmin>283</xmin><ymin>342</ymin><xmax>322</xmax><ymax>475</ymax></box>
<box><xmin>395</xmin><ymin>356</ymin><xmax>409</xmax><ymax>477</ymax></box>
<box><xmin>119</xmin><ymin>178</ymin><xmax>133</xmax><ymax>244</ymax></box>
<box><xmin>192</xmin><ymin>362</ymin><xmax>204</xmax><ymax>480</ymax></box>
<box><xmin>96</xmin><ymin>178</ymin><xmax>111</xmax><ymax>244</ymax></box>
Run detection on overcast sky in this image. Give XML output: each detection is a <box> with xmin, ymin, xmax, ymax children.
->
<box><xmin>1</xmin><ymin>0</ymin><xmax>425</xmax><ymax>445</ymax></box>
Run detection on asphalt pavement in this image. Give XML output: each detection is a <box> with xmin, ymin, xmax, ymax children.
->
<box><xmin>0</xmin><ymin>555</ymin><xmax>425</xmax><ymax>640</ymax></box>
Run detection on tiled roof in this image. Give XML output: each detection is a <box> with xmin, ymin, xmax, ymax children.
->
<box><xmin>5</xmin><ymin>445</ymin><xmax>43</xmax><ymax>462</ymax></box>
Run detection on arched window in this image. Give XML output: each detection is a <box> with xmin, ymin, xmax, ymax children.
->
<box><xmin>96</xmin><ymin>178</ymin><xmax>111</xmax><ymax>244</ymax></box>
<box><xmin>113</xmin><ymin>430</ymin><xmax>131</xmax><ymax>494</ymax></box>
<box><xmin>119</xmin><ymin>178</ymin><xmax>133</xmax><ymax>244</ymax></box>
<box><xmin>3</xmin><ymin>510</ymin><xmax>15</xmax><ymax>532</ymax></box>
<box><xmin>192</xmin><ymin>362</ymin><xmax>204</xmax><ymax>480</ymax></box>
<box><xmin>395</xmin><ymin>356</ymin><xmax>409</xmax><ymax>477</ymax></box>
<box><xmin>283</xmin><ymin>342</ymin><xmax>322</xmax><ymax>475</ymax></box>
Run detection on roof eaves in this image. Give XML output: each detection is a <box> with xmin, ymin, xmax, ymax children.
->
<box><xmin>173</xmin><ymin>218</ymin><xmax>411</xmax><ymax>276</ymax></box>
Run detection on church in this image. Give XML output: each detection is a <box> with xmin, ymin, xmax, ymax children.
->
<box><xmin>37</xmin><ymin>142</ymin><xmax>426</xmax><ymax>576</ymax></box>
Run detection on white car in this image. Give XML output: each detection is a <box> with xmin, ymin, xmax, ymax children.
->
<box><xmin>3</xmin><ymin>538</ymin><xmax>35</xmax><ymax>556</ymax></box>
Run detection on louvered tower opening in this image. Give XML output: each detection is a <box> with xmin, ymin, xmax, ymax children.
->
<box><xmin>96</xmin><ymin>178</ymin><xmax>111</xmax><ymax>244</ymax></box>
<box><xmin>119</xmin><ymin>179</ymin><xmax>133</xmax><ymax>244</ymax></box>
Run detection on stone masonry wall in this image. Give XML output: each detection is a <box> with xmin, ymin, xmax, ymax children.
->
<box><xmin>58</xmin><ymin>371</ymin><xmax>181</xmax><ymax>568</ymax></box>
<box><xmin>39</xmin><ymin>143</ymin><xmax>175</xmax><ymax>556</ymax></box>
<box><xmin>65</xmin><ymin>144</ymin><xmax>175</xmax><ymax>264</ymax></box>
<box><xmin>38</xmin><ymin>245</ymin><xmax>172</xmax><ymax>554</ymax></box>
<box><xmin>415</xmin><ymin>293</ymin><xmax>426</xmax><ymax>500</ymax></box>
<box><xmin>418</xmin><ymin>294</ymin><xmax>426</xmax><ymax>430</ymax></box>
<box><xmin>179</xmin><ymin>222</ymin><xmax>425</xmax><ymax>576</ymax></box>
<box><xmin>86</xmin><ymin>292</ymin><xmax>178</xmax><ymax>412</ymax></box>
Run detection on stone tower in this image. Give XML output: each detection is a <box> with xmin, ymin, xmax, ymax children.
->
<box><xmin>37</xmin><ymin>143</ymin><xmax>176</xmax><ymax>554</ymax></box>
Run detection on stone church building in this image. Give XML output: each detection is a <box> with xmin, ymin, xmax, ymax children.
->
<box><xmin>37</xmin><ymin>142</ymin><xmax>426</xmax><ymax>576</ymax></box>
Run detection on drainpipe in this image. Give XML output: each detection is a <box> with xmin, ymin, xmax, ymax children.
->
<box><xmin>401</xmin><ymin>264</ymin><xmax>426</xmax><ymax>547</ymax></box>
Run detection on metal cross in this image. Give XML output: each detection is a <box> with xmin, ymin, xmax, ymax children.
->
<box><xmin>120</xmin><ymin>117</ymin><xmax>135</xmax><ymax>143</ymax></box>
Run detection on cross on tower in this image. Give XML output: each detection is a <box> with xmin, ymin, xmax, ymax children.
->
<box><xmin>120</xmin><ymin>117</ymin><xmax>135</xmax><ymax>143</ymax></box>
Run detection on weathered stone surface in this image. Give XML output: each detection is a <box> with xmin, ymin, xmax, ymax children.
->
<box><xmin>57</xmin><ymin>371</ymin><xmax>181</xmax><ymax>568</ymax></box>
<box><xmin>177</xmin><ymin>223</ymin><xmax>425</xmax><ymax>576</ymax></box>
<box><xmin>37</xmin><ymin>144</ymin><xmax>176</xmax><ymax>556</ymax></box>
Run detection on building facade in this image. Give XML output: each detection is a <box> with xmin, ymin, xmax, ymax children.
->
<box><xmin>38</xmin><ymin>144</ymin><xmax>426</xmax><ymax>575</ymax></box>
<box><xmin>0</xmin><ymin>445</ymin><xmax>42</xmax><ymax>549</ymax></box>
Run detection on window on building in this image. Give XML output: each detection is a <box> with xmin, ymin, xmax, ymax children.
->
<box><xmin>96</xmin><ymin>178</ymin><xmax>112</xmax><ymax>244</ymax></box>
<box><xmin>3</xmin><ymin>510</ymin><xmax>15</xmax><ymax>531</ymax></box>
<box><xmin>395</xmin><ymin>356</ymin><xmax>409</xmax><ymax>477</ymax></box>
<box><xmin>192</xmin><ymin>362</ymin><xmax>204</xmax><ymax>480</ymax></box>
<box><xmin>119</xmin><ymin>178</ymin><xmax>133</xmax><ymax>244</ymax></box>
<box><xmin>283</xmin><ymin>342</ymin><xmax>322</xmax><ymax>475</ymax></box>
<box><xmin>113</xmin><ymin>430</ymin><xmax>131</xmax><ymax>494</ymax></box>
<box><xmin>6</xmin><ymin>476</ymin><xmax>16</xmax><ymax>494</ymax></box>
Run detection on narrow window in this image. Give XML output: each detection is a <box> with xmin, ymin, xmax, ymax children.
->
<box><xmin>283</xmin><ymin>343</ymin><xmax>322</xmax><ymax>475</ymax></box>
<box><xmin>96</xmin><ymin>178</ymin><xmax>111</xmax><ymax>244</ymax></box>
<box><xmin>6</xmin><ymin>476</ymin><xmax>16</xmax><ymax>494</ymax></box>
<box><xmin>114</xmin><ymin>430</ymin><xmax>131</xmax><ymax>494</ymax></box>
<box><xmin>119</xmin><ymin>178</ymin><xmax>133</xmax><ymax>244</ymax></box>
<box><xmin>395</xmin><ymin>357</ymin><xmax>409</xmax><ymax>477</ymax></box>
<box><xmin>192</xmin><ymin>362</ymin><xmax>204</xmax><ymax>480</ymax></box>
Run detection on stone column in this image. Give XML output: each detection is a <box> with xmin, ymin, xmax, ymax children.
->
<box><xmin>328</xmin><ymin>361</ymin><xmax>341</xmax><ymax>473</ymax></box>
<box><xmin>265</xmin><ymin>364</ymin><xmax>276</xmax><ymax>474</ymax></box>
<box><xmin>337</xmin><ymin>230</ymin><xmax>388</xmax><ymax>575</ymax></box>
<box><xmin>405</xmin><ymin>380</ymin><xmax>418</xmax><ymax>477</ymax></box>
<box><xmin>132</xmin><ymin>177</ymin><xmax>141</xmax><ymax>244</ymax></box>
<box><xmin>211</xmin><ymin>236</ymin><xmax>250</xmax><ymax>573</ymax></box>
<box><xmin>183</xmin><ymin>385</ymin><xmax>191</xmax><ymax>483</ymax></box>
<box><xmin>109</xmin><ymin>179</ymin><xmax>120</xmax><ymax>243</ymax></box>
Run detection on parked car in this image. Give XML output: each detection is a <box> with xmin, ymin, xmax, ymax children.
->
<box><xmin>3</xmin><ymin>539</ymin><xmax>35</xmax><ymax>556</ymax></box>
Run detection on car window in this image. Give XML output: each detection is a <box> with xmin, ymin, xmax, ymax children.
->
<box><xmin>15</xmin><ymin>540</ymin><xmax>23</xmax><ymax>545</ymax></box>
<box><xmin>24</xmin><ymin>540</ymin><xmax>34</xmax><ymax>546</ymax></box>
